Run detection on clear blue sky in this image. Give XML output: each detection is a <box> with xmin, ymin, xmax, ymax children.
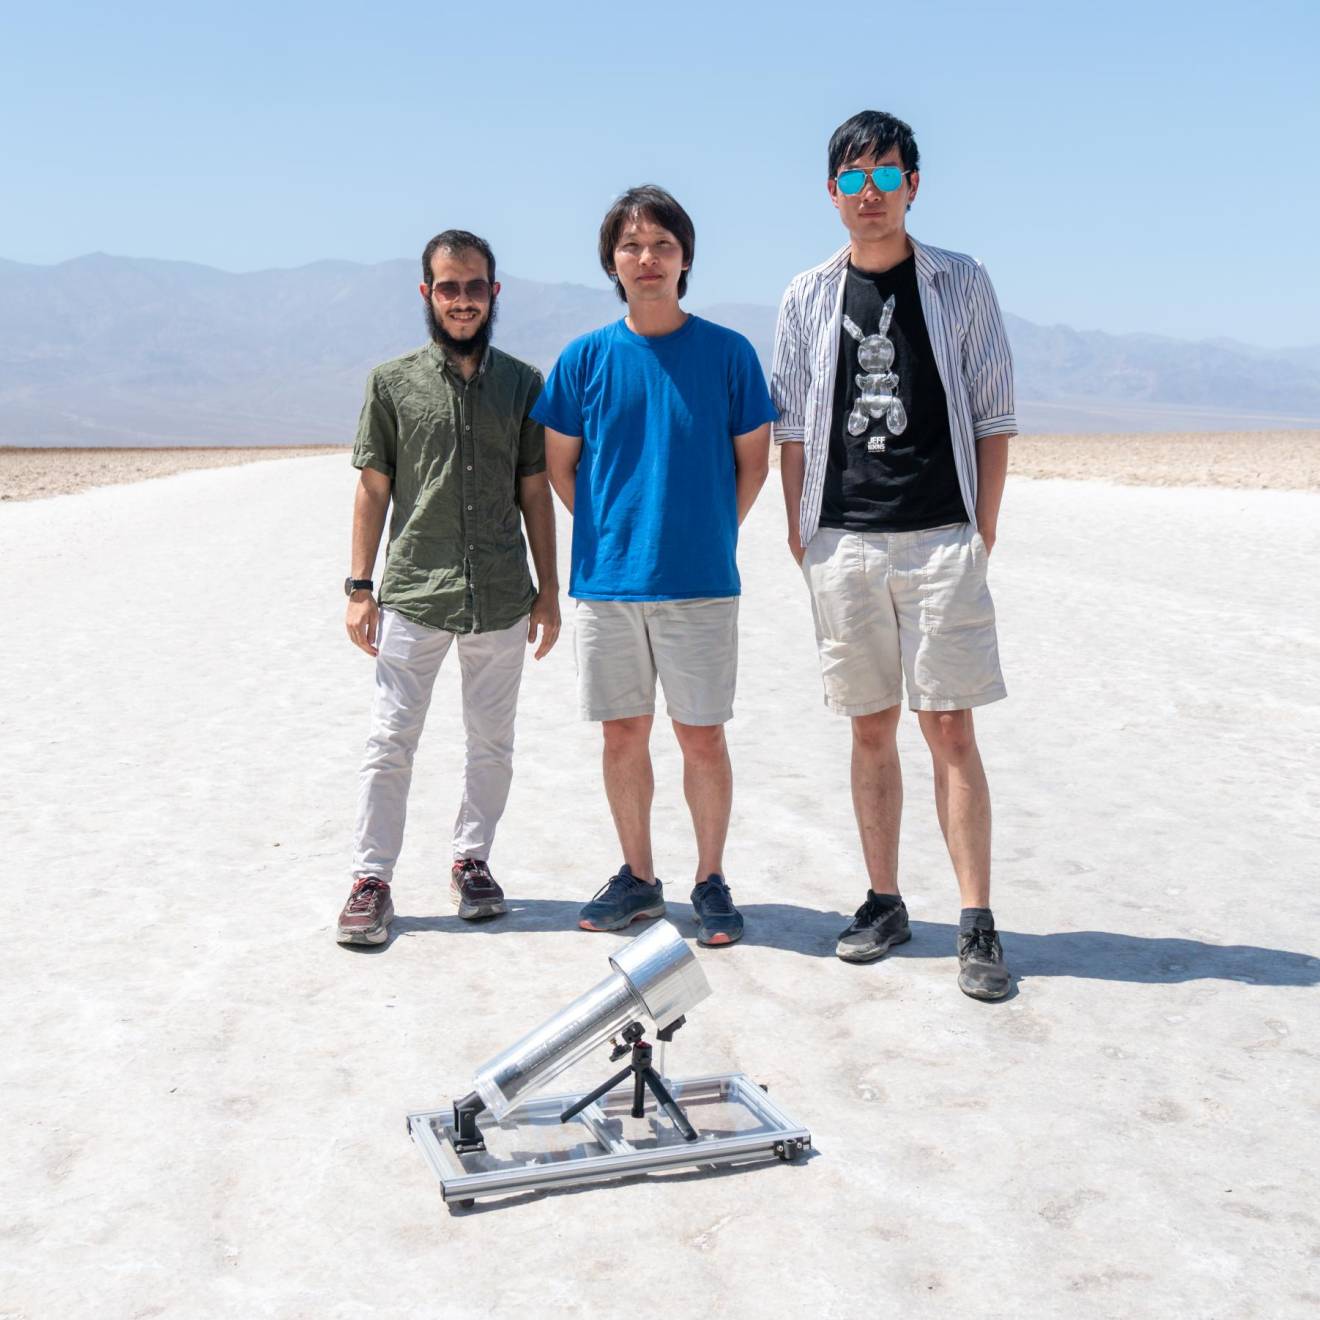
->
<box><xmin>4</xmin><ymin>0</ymin><xmax>1317</xmax><ymax>346</ymax></box>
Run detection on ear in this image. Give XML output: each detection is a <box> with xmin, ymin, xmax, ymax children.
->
<box><xmin>827</xmin><ymin>177</ymin><xmax>841</xmax><ymax>212</ymax></box>
<box><xmin>906</xmin><ymin>170</ymin><xmax>920</xmax><ymax>205</ymax></box>
<box><xmin>418</xmin><ymin>281</ymin><xmax>431</xmax><ymax>301</ymax></box>
<box><xmin>491</xmin><ymin>281</ymin><xmax>501</xmax><ymax>298</ymax></box>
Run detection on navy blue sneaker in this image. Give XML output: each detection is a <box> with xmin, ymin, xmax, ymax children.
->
<box><xmin>690</xmin><ymin>874</ymin><xmax>744</xmax><ymax>946</ymax></box>
<box><xmin>578</xmin><ymin>865</ymin><xmax>666</xmax><ymax>932</ymax></box>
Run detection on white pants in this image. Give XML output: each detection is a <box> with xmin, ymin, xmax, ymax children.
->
<box><xmin>351</xmin><ymin>608</ymin><xmax>527</xmax><ymax>882</ymax></box>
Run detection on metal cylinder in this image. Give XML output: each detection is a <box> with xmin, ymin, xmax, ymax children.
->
<box><xmin>470</xmin><ymin>921</ymin><xmax>710</xmax><ymax>1119</ymax></box>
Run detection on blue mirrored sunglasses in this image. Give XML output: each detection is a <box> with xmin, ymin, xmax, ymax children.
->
<box><xmin>835</xmin><ymin>166</ymin><xmax>912</xmax><ymax>195</ymax></box>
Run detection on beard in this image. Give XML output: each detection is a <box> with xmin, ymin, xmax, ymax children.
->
<box><xmin>425</xmin><ymin>295</ymin><xmax>498</xmax><ymax>361</ymax></box>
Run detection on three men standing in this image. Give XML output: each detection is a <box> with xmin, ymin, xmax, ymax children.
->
<box><xmin>336</xmin><ymin>230</ymin><xmax>559</xmax><ymax>945</ymax></box>
<box><xmin>773</xmin><ymin>111</ymin><xmax>1016</xmax><ymax>998</ymax></box>
<box><xmin>535</xmin><ymin>186</ymin><xmax>775</xmax><ymax>946</ymax></box>
<box><xmin>335</xmin><ymin>110</ymin><xmax>1015</xmax><ymax>1000</ymax></box>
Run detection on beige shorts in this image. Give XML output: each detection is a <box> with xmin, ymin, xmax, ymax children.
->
<box><xmin>574</xmin><ymin>597</ymin><xmax>739</xmax><ymax>725</ymax></box>
<box><xmin>801</xmin><ymin>523</ymin><xmax>1006</xmax><ymax>715</ymax></box>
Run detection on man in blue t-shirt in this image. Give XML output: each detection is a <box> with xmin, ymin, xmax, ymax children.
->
<box><xmin>534</xmin><ymin>185</ymin><xmax>776</xmax><ymax>947</ymax></box>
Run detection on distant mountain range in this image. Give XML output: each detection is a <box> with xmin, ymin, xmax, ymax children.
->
<box><xmin>2</xmin><ymin>254</ymin><xmax>1318</xmax><ymax>445</ymax></box>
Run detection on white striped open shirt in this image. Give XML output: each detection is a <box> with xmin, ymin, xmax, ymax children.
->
<box><xmin>771</xmin><ymin>237</ymin><xmax>1016</xmax><ymax>544</ymax></box>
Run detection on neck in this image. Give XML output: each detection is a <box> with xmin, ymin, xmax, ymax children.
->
<box><xmin>849</xmin><ymin>230</ymin><xmax>913</xmax><ymax>276</ymax></box>
<box><xmin>445</xmin><ymin>346</ymin><xmax>482</xmax><ymax>380</ymax></box>
<box><xmin>625</xmin><ymin>298</ymin><xmax>687</xmax><ymax>338</ymax></box>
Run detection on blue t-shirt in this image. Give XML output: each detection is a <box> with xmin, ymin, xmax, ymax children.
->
<box><xmin>531</xmin><ymin>315</ymin><xmax>776</xmax><ymax>601</ymax></box>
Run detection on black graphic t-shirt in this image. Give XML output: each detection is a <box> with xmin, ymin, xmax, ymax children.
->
<box><xmin>819</xmin><ymin>256</ymin><xmax>966</xmax><ymax>532</ymax></box>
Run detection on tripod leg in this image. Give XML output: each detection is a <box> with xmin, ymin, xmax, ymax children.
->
<box><xmin>642</xmin><ymin>1068</ymin><xmax>698</xmax><ymax>1142</ymax></box>
<box><xmin>632</xmin><ymin>1064</ymin><xmax>646</xmax><ymax>1119</ymax></box>
<box><xmin>560</xmin><ymin>1065</ymin><xmax>633</xmax><ymax>1123</ymax></box>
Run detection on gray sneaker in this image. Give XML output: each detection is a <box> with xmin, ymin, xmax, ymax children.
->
<box><xmin>578</xmin><ymin>865</ymin><xmax>665</xmax><ymax>932</ymax></box>
<box><xmin>957</xmin><ymin>925</ymin><xmax>1011</xmax><ymax>1000</ymax></box>
<box><xmin>836</xmin><ymin>892</ymin><xmax>911</xmax><ymax>963</ymax></box>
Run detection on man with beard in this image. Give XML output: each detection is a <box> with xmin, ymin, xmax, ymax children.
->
<box><xmin>335</xmin><ymin>230</ymin><xmax>560</xmax><ymax>946</ymax></box>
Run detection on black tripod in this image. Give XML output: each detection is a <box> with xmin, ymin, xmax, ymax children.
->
<box><xmin>561</xmin><ymin>1020</ymin><xmax>698</xmax><ymax>1142</ymax></box>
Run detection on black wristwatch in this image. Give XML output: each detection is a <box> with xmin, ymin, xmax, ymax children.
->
<box><xmin>344</xmin><ymin>577</ymin><xmax>374</xmax><ymax>596</ymax></box>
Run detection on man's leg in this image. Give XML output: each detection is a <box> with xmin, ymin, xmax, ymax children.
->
<box><xmin>452</xmin><ymin>618</ymin><xmax>528</xmax><ymax>860</ymax></box>
<box><xmin>601</xmin><ymin>715</ymin><xmax>657</xmax><ymax>882</ymax></box>
<box><xmin>448</xmin><ymin>617</ymin><xmax>528</xmax><ymax>918</ymax></box>
<box><xmin>850</xmin><ymin>704</ymin><xmax>904</xmax><ymax>896</ymax></box>
<box><xmin>671</xmin><ymin>720</ymin><xmax>731</xmax><ymax>885</ymax></box>
<box><xmin>650</xmin><ymin>598</ymin><xmax>743</xmax><ymax>945</ymax></box>
<box><xmin>339</xmin><ymin>610</ymin><xmax>452</xmax><ymax>944</ymax></box>
<box><xmin>917</xmin><ymin>709</ymin><xmax>991</xmax><ymax>908</ymax></box>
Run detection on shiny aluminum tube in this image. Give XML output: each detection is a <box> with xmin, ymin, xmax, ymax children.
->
<box><xmin>471</xmin><ymin>921</ymin><xmax>710</xmax><ymax>1119</ymax></box>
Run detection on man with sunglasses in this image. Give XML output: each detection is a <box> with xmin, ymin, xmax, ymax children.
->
<box><xmin>535</xmin><ymin>185</ymin><xmax>775</xmax><ymax>946</ymax></box>
<box><xmin>772</xmin><ymin>111</ymin><xmax>1016</xmax><ymax>999</ymax></box>
<box><xmin>335</xmin><ymin>230</ymin><xmax>560</xmax><ymax>946</ymax></box>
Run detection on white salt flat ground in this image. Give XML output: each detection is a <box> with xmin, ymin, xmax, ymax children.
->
<box><xmin>3</xmin><ymin>457</ymin><xmax>1319</xmax><ymax>1319</ymax></box>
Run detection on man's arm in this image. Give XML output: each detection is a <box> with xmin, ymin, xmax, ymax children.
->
<box><xmin>974</xmin><ymin>435</ymin><xmax>1009</xmax><ymax>554</ymax></box>
<box><xmin>732</xmin><ymin>423</ymin><xmax>771</xmax><ymax>525</ymax></box>
<box><xmin>779</xmin><ymin>440</ymin><xmax>806</xmax><ymax>564</ymax></box>
<box><xmin>346</xmin><ymin>466</ymin><xmax>391</xmax><ymax>657</ymax></box>
<box><xmin>518</xmin><ymin>471</ymin><xmax>561</xmax><ymax>659</ymax></box>
<box><xmin>545</xmin><ymin>428</ymin><xmax>582</xmax><ymax>514</ymax></box>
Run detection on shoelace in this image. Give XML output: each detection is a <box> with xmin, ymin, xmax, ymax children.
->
<box><xmin>696</xmin><ymin>879</ymin><xmax>735</xmax><ymax>914</ymax></box>
<box><xmin>455</xmin><ymin>858</ymin><xmax>491</xmax><ymax>880</ymax></box>
<box><xmin>851</xmin><ymin>893</ymin><xmax>893</xmax><ymax>926</ymax></box>
<box><xmin>347</xmin><ymin>879</ymin><xmax>386</xmax><ymax>913</ymax></box>
<box><xmin>590</xmin><ymin>871</ymin><xmax>644</xmax><ymax>902</ymax></box>
<box><xmin>960</xmin><ymin>927</ymin><xmax>999</xmax><ymax>961</ymax></box>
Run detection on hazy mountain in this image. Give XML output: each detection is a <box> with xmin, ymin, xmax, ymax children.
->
<box><xmin>1</xmin><ymin>254</ymin><xmax>1317</xmax><ymax>445</ymax></box>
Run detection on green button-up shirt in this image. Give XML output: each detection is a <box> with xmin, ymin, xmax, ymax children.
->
<box><xmin>351</xmin><ymin>342</ymin><xmax>546</xmax><ymax>634</ymax></box>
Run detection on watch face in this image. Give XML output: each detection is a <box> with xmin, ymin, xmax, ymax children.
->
<box><xmin>344</xmin><ymin>577</ymin><xmax>354</xmax><ymax>596</ymax></box>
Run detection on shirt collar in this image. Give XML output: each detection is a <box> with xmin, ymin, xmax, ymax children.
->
<box><xmin>824</xmin><ymin>234</ymin><xmax>948</xmax><ymax>285</ymax></box>
<box><xmin>427</xmin><ymin>341</ymin><xmax>491</xmax><ymax>379</ymax></box>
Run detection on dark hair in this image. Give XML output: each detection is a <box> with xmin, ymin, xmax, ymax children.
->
<box><xmin>421</xmin><ymin>229</ymin><xmax>496</xmax><ymax>284</ymax></box>
<box><xmin>827</xmin><ymin>110</ymin><xmax>920</xmax><ymax>178</ymax></box>
<box><xmin>597</xmin><ymin>185</ymin><xmax>695</xmax><ymax>302</ymax></box>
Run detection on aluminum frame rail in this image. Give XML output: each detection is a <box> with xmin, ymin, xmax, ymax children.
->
<box><xmin>407</xmin><ymin>1073</ymin><xmax>811</xmax><ymax>1207</ymax></box>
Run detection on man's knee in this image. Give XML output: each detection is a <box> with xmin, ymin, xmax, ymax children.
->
<box><xmin>851</xmin><ymin>706</ymin><xmax>901</xmax><ymax>753</ymax></box>
<box><xmin>671</xmin><ymin>719</ymin><xmax>726</xmax><ymax>763</ymax></box>
<box><xmin>602</xmin><ymin>715</ymin><xmax>652</xmax><ymax>754</ymax></box>
<box><xmin>919</xmin><ymin>709</ymin><xmax>977</xmax><ymax>764</ymax></box>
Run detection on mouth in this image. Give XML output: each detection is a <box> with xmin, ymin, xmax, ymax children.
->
<box><xmin>448</xmin><ymin>309</ymin><xmax>481</xmax><ymax>323</ymax></box>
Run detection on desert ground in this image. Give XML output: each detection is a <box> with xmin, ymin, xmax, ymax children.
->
<box><xmin>3</xmin><ymin>452</ymin><xmax>1318</xmax><ymax>1318</ymax></box>
<box><xmin>3</xmin><ymin>430</ymin><xmax>1319</xmax><ymax>502</ymax></box>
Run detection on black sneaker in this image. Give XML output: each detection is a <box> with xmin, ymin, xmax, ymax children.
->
<box><xmin>957</xmin><ymin>924</ymin><xmax>1011</xmax><ymax>1000</ymax></box>
<box><xmin>836</xmin><ymin>892</ymin><xmax>911</xmax><ymax>963</ymax></box>
<box><xmin>690</xmin><ymin>874</ymin><xmax>743</xmax><ymax>946</ymax></box>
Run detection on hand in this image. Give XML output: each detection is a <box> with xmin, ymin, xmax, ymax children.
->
<box><xmin>788</xmin><ymin>528</ymin><xmax>805</xmax><ymax>566</ymax></box>
<box><xmin>527</xmin><ymin>590</ymin><xmax>561</xmax><ymax>660</ymax></box>
<box><xmin>346</xmin><ymin>591</ymin><xmax>379</xmax><ymax>656</ymax></box>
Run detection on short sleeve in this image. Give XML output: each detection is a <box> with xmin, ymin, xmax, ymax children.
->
<box><xmin>728</xmin><ymin>333</ymin><xmax>778</xmax><ymax>436</ymax></box>
<box><xmin>517</xmin><ymin>371</ymin><xmax>547</xmax><ymax>477</ymax></box>
<box><xmin>351</xmin><ymin>370</ymin><xmax>397</xmax><ymax>479</ymax></box>
<box><xmin>529</xmin><ymin>345</ymin><xmax>585</xmax><ymax>437</ymax></box>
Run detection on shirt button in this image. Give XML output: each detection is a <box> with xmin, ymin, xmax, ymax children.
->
<box><xmin>468</xmin><ymin>544</ymin><xmax>474</xmax><ymax>550</ymax></box>
<box><xmin>466</xmin><ymin>504</ymin><xmax>473</xmax><ymax>511</ymax></box>
<box><xmin>466</xmin><ymin>464</ymin><xmax>473</xmax><ymax>471</ymax></box>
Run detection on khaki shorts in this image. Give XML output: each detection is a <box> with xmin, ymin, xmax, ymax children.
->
<box><xmin>801</xmin><ymin>523</ymin><xmax>1006</xmax><ymax>715</ymax></box>
<box><xmin>574</xmin><ymin>597</ymin><xmax>739</xmax><ymax>725</ymax></box>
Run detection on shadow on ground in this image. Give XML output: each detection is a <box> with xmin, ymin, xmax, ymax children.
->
<box><xmin>377</xmin><ymin>901</ymin><xmax>1319</xmax><ymax>986</ymax></box>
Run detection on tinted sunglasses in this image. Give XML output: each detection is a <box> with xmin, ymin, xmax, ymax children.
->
<box><xmin>429</xmin><ymin>278</ymin><xmax>492</xmax><ymax>302</ymax></box>
<box><xmin>835</xmin><ymin>166</ymin><xmax>913</xmax><ymax>195</ymax></box>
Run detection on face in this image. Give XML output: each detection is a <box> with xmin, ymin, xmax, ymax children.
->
<box><xmin>419</xmin><ymin>247</ymin><xmax>500</xmax><ymax>350</ymax></box>
<box><xmin>610</xmin><ymin>214</ymin><xmax>688</xmax><ymax>304</ymax></box>
<box><xmin>828</xmin><ymin>145</ymin><xmax>919</xmax><ymax>245</ymax></box>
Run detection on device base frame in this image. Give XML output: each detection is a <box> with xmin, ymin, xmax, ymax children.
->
<box><xmin>407</xmin><ymin>1072</ymin><xmax>811</xmax><ymax>1207</ymax></box>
